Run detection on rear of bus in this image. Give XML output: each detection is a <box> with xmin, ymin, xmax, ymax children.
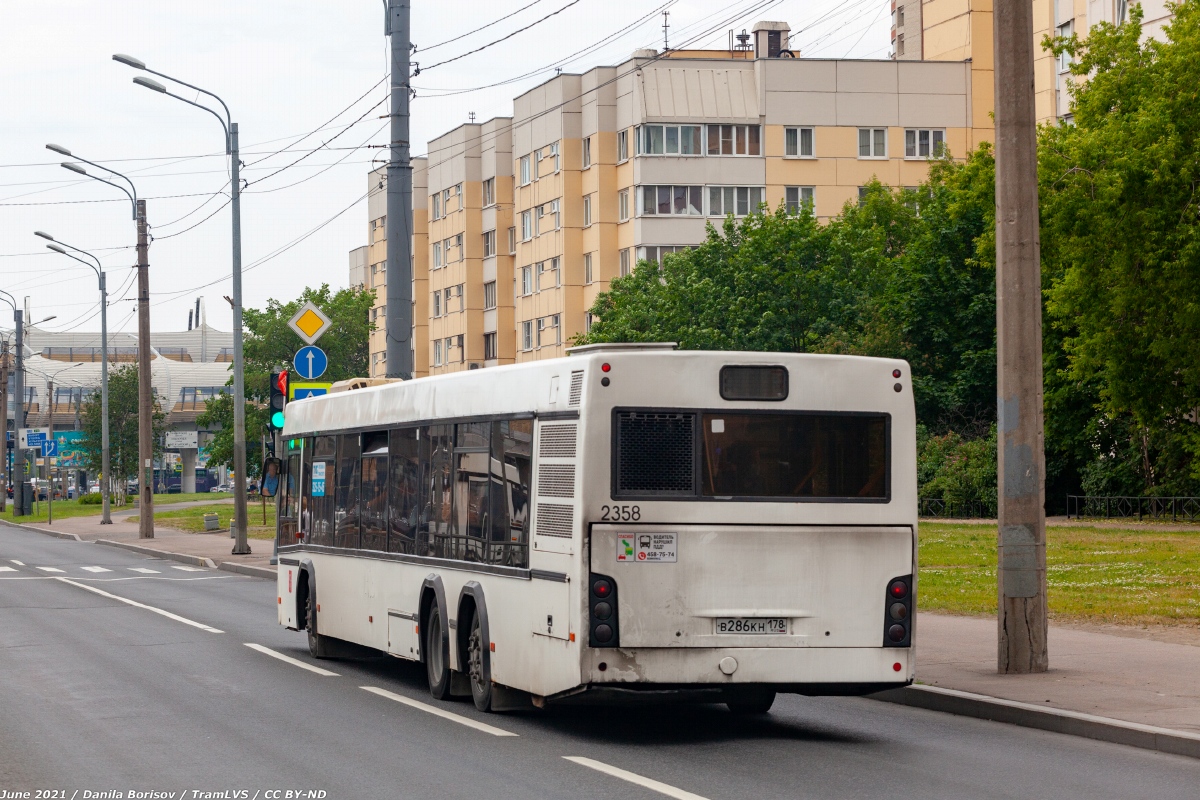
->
<box><xmin>572</xmin><ymin>345</ymin><xmax>916</xmax><ymax>701</ymax></box>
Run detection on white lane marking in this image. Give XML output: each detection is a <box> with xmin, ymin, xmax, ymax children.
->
<box><xmin>563</xmin><ymin>757</ymin><xmax>711</xmax><ymax>800</ymax></box>
<box><xmin>81</xmin><ymin>566</ymin><xmax>112</xmax><ymax>573</ymax></box>
<box><xmin>360</xmin><ymin>686</ymin><xmax>519</xmax><ymax>737</ymax></box>
<box><xmin>36</xmin><ymin>567</ymin><xmax>65</xmax><ymax>573</ymax></box>
<box><xmin>0</xmin><ymin>566</ymin><xmax>16</xmax><ymax>573</ymax></box>
<box><xmin>171</xmin><ymin>565</ymin><xmax>205</xmax><ymax>572</ymax></box>
<box><xmin>244</xmin><ymin>643</ymin><xmax>339</xmax><ymax>676</ymax></box>
<box><xmin>128</xmin><ymin>567</ymin><xmax>160</xmax><ymax>574</ymax></box>
<box><xmin>10</xmin><ymin>560</ymin><xmax>24</xmax><ymax>566</ymax></box>
<box><xmin>55</xmin><ymin>577</ymin><xmax>223</xmax><ymax>633</ymax></box>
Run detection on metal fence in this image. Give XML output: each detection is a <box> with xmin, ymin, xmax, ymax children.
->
<box><xmin>918</xmin><ymin>498</ymin><xmax>996</xmax><ymax>519</ymax></box>
<box><xmin>1066</xmin><ymin>495</ymin><xmax>1200</xmax><ymax>522</ymax></box>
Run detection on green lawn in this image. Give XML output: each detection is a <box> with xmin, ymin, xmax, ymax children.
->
<box><xmin>919</xmin><ymin>522</ymin><xmax>1200</xmax><ymax>626</ymax></box>
<box><xmin>1</xmin><ymin>491</ymin><xmax>232</xmax><ymax>524</ymax></box>
<box><xmin>129</xmin><ymin>501</ymin><xmax>276</xmax><ymax>540</ymax></box>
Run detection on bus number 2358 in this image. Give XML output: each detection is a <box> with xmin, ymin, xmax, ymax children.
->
<box><xmin>600</xmin><ymin>505</ymin><xmax>640</xmax><ymax>521</ymax></box>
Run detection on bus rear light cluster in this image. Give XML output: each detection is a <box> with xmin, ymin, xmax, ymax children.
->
<box><xmin>589</xmin><ymin>573</ymin><xmax>619</xmax><ymax>648</ymax></box>
<box><xmin>883</xmin><ymin>575</ymin><xmax>913</xmax><ymax>647</ymax></box>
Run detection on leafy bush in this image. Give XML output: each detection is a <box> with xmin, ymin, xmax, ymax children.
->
<box><xmin>917</xmin><ymin>424</ymin><xmax>997</xmax><ymax>509</ymax></box>
<box><xmin>78</xmin><ymin>492</ymin><xmax>104</xmax><ymax>505</ymax></box>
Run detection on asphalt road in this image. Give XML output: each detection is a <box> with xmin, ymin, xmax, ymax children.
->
<box><xmin>3</xmin><ymin>522</ymin><xmax>1199</xmax><ymax>800</ymax></box>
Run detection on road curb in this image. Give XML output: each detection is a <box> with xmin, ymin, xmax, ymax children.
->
<box><xmin>218</xmin><ymin>561</ymin><xmax>277</xmax><ymax>580</ymax></box>
<box><xmin>872</xmin><ymin>684</ymin><xmax>1200</xmax><ymax>760</ymax></box>
<box><xmin>0</xmin><ymin>519</ymin><xmax>82</xmax><ymax>541</ymax></box>
<box><xmin>94</xmin><ymin>539</ymin><xmax>217</xmax><ymax>569</ymax></box>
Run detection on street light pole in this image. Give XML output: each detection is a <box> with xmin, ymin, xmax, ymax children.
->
<box><xmin>38</xmin><ymin>233</ymin><xmax>112</xmax><ymax>524</ymax></box>
<box><xmin>385</xmin><ymin>0</ymin><xmax>415</xmax><ymax>380</ymax></box>
<box><xmin>0</xmin><ymin>292</ymin><xmax>25</xmax><ymax>515</ymax></box>
<box><xmin>114</xmin><ymin>55</ymin><xmax>251</xmax><ymax>554</ymax></box>
<box><xmin>47</xmin><ymin>143</ymin><xmax>154</xmax><ymax>538</ymax></box>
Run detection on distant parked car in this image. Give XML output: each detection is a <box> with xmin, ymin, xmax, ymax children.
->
<box><xmin>210</xmin><ymin>484</ymin><xmax>231</xmax><ymax>493</ymax></box>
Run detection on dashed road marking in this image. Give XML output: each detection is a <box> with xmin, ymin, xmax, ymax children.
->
<box><xmin>0</xmin><ymin>566</ymin><xmax>15</xmax><ymax>573</ymax></box>
<box><xmin>36</xmin><ymin>567</ymin><xmax>65</xmax><ymax>573</ymax></box>
<box><xmin>55</xmin><ymin>577</ymin><xmax>223</xmax><ymax>633</ymax></box>
<box><xmin>81</xmin><ymin>566</ymin><xmax>112</xmax><ymax>573</ymax></box>
<box><xmin>10</xmin><ymin>560</ymin><xmax>25</xmax><ymax>566</ymax></box>
<box><xmin>563</xmin><ymin>757</ymin><xmax>711</xmax><ymax>800</ymax></box>
<box><xmin>360</xmin><ymin>686</ymin><xmax>519</xmax><ymax>737</ymax></box>
<box><xmin>128</xmin><ymin>567</ymin><xmax>160</xmax><ymax>574</ymax></box>
<box><xmin>244</xmin><ymin>643</ymin><xmax>339</xmax><ymax>676</ymax></box>
<box><xmin>171</xmin><ymin>566</ymin><xmax>205</xmax><ymax>572</ymax></box>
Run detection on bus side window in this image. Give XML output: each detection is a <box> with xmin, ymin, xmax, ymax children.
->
<box><xmin>424</xmin><ymin>425</ymin><xmax>454</xmax><ymax>559</ymax></box>
<box><xmin>310</xmin><ymin>435</ymin><xmax>337</xmax><ymax>547</ymax></box>
<box><xmin>335</xmin><ymin>433</ymin><xmax>361</xmax><ymax>549</ymax></box>
<box><xmin>388</xmin><ymin>427</ymin><xmax>420</xmax><ymax>554</ymax></box>
<box><xmin>360</xmin><ymin>431</ymin><xmax>389</xmax><ymax>552</ymax></box>
<box><xmin>494</xmin><ymin>419</ymin><xmax>532</xmax><ymax>568</ymax></box>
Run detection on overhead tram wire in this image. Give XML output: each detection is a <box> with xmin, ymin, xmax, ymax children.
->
<box><xmin>419</xmin><ymin>0</ymin><xmax>551</xmax><ymax>52</ymax></box>
<box><xmin>420</xmin><ymin>0</ymin><xmax>586</xmax><ymax>72</ymax></box>
<box><xmin>245</xmin><ymin>122</ymin><xmax>387</xmax><ymax>195</ymax></box>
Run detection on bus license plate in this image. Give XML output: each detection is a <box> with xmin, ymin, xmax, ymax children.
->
<box><xmin>715</xmin><ymin>618</ymin><xmax>786</xmax><ymax>634</ymax></box>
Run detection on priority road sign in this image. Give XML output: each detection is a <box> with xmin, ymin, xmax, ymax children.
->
<box><xmin>293</xmin><ymin>345</ymin><xmax>328</xmax><ymax>380</ymax></box>
<box><xmin>287</xmin><ymin>301</ymin><xmax>332</xmax><ymax>345</ymax></box>
<box><xmin>289</xmin><ymin>381</ymin><xmax>332</xmax><ymax>401</ymax></box>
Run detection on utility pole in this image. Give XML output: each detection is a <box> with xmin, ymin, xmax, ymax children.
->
<box><xmin>13</xmin><ymin>309</ymin><xmax>26</xmax><ymax>516</ymax></box>
<box><xmin>230</xmin><ymin>121</ymin><xmax>252</xmax><ymax>554</ymax></box>
<box><xmin>384</xmin><ymin>0</ymin><xmax>415</xmax><ymax>380</ymax></box>
<box><xmin>0</xmin><ymin>339</ymin><xmax>8</xmax><ymax>513</ymax></box>
<box><xmin>994</xmin><ymin>0</ymin><xmax>1048</xmax><ymax>673</ymax></box>
<box><xmin>136</xmin><ymin>198</ymin><xmax>155</xmax><ymax>539</ymax></box>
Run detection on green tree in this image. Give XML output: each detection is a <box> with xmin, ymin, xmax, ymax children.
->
<box><xmin>1040</xmin><ymin>1</ymin><xmax>1200</xmax><ymax>493</ymax></box>
<box><xmin>198</xmin><ymin>284</ymin><xmax>375</xmax><ymax>472</ymax></box>
<box><xmin>77</xmin><ymin>364</ymin><xmax>167</xmax><ymax>499</ymax></box>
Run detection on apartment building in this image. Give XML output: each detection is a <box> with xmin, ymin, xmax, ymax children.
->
<box><xmin>360</xmin><ymin>18</ymin><xmax>986</xmax><ymax>370</ymax></box>
<box><xmin>891</xmin><ymin>0</ymin><xmax>924</xmax><ymax>60</ymax></box>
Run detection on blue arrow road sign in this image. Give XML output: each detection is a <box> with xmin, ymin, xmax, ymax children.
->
<box><xmin>292</xmin><ymin>387</ymin><xmax>328</xmax><ymax>400</ymax></box>
<box><xmin>293</xmin><ymin>345</ymin><xmax>328</xmax><ymax>380</ymax></box>
<box><xmin>41</xmin><ymin>440</ymin><xmax>58</xmax><ymax>458</ymax></box>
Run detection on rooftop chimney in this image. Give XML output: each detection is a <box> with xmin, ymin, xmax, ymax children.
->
<box><xmin>752</xmin><ymin>21</ymin><xmax>793</xmax><ymax>58</ymax></box>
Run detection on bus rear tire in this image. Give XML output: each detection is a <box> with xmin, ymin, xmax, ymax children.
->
<box><xmin>466</xmin><ymin>612</ymin><xmax>493</xmax><ymax>712</ymax></box>
<box><xmin>725</xmin><ymin>688</ymin><xmax>776</xmax><ymax>715</ymax></box>
<box><xmin>306</xmin><ymin>590</ymin><xmax>333</xmax><ymax>659</ymax></box>
<box><xmin>424</xmin><ymin>605</ymin><xmax>452</xmax><ymax>700</ymax></box>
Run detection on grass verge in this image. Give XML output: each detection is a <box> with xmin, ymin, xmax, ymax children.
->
<box><xmin>920</xmin><ymin>522</ymin><xmax>1200</xmax><ymax>626</ymax></box>
<box><xmin>128</xmin><ymin>501</ymin><xmax>276</xmax><ymax>540</ymax></box>
<box><xmin>0</xmin><ymin>491</ymin><xmax>232</xmax><ymax>524</ymax></box>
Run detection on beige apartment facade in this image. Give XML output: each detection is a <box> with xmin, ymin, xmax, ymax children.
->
<box><xmin>359</xmin><ymin>18</ymin><xmax>989</xmax><ymax>371</ymax></box>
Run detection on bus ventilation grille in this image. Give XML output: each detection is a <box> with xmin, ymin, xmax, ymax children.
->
<box><xmin>568</xmin><ymin>370</ymin><xmax>584</xmax><ymax>406</ymax></box>
<box><xmin>538</xmin><ymin>464</ymin><xmax>576</xmax><ymax>498</ymax></box>
<box><xmin>616</xmin><ymin>411</ymin><xmax>695</xmax><ymax>495</ymax></box>
<box><xmin>539</xmin><ymin>423</ymin><xmax>578</xmax><ymax>459</ymax></box>
<box><xmin>536</xmin><ymin>503</ymin><xmax>574</xmax><ymax>538</ymax></box>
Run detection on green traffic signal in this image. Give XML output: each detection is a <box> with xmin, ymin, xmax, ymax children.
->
<box><xmin>271</xmin><ymin>411</ymin><xmax>286</xmax><ymax>429</ymax></box>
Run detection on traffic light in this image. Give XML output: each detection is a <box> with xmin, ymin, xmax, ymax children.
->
<box><xmin>268</xmin><ymin>370</ymin><xmax>289</xmax><ymax>432</ymax></box>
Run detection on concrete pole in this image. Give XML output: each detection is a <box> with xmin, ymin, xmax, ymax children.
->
<box><xmin>994</xmin><ymin>0</ymin><xmax>1048</xmax><ymax>673</ymax></box>
<box><xmin>136</xmin><ymin>199</ymin><xmax>155</xmax><ymax>539</ymax></box>
<box><xmin>0</xmin><ymin>340</ymin><xmax>7</xmax><ymax>513</ymax></box>
<box><xmin>384</xmin><ymin>0</ymin><xmax>415</xmax><ymax>379</ymax></box>
<box><xmin>230</xmin><ymin>121</ymin><xmax>251</xmax><ymax>554</ymax></box>
<box><xmin>13</xmin><ymin>309</ymin><xmax>26</xmax><ymax>516</ymax></box>
<box><xmin>99</xmin><ymin>271</ymin><xmax>111</xmax><ymax>524</ymax></box>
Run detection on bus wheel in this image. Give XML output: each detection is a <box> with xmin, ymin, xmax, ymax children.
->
<box><xmin>466</xmin><ymin>612</ymin><xmax>493</xmax><ymax>712</ymax></box>
<box><xmin>424</xmin><ymin>605</ymin><xmax>451</xmax><ymax>700</ymax></box>
<box><xmin>306</xmin><ymin>590</ymin><xmax>333</xmax><ymax>659</ymax></box>
<box><xmin>725</xmin><ymin>688</ymin><xmax>776</xmax><ymax>715</ymax></box>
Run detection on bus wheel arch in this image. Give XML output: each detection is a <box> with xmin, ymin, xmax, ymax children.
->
<box><xmin>420</xmin><ymin>575</ymin><xmax>452</xmax><ymax>700</ymax></box>
<box><xmin>457</xmin><ymin>582</ymin><xmax>493</xmax><ymax>712</ymax></box>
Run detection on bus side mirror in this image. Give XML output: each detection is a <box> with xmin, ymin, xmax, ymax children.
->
<box><xmin>261</xmin><ymin>457</ymin><xmax>282</xmax><ymax>498</ymax></box>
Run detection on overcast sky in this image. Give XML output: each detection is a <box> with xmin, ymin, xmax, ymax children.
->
<box><xmin>0</xmin><ymin>0</ymin><xmax>890</xmax><ymax>336</ymax></box>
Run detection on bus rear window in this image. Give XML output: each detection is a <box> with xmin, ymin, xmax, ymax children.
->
<box><xmin>700</xmin><ymin>412</ymin><xmax>887</xmax><ymax>499</ymax></box>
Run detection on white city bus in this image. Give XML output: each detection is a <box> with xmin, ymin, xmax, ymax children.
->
<box><xmin>275</xmin><ymin>344</ymin><xmax>917</xmax><ymax>713</ymax></box>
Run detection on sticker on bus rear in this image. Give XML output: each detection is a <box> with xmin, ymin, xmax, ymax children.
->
<box><xmin>618</xmin><ymin>532</ymin><xmax>677</xmax><ymax>563</ymax></box>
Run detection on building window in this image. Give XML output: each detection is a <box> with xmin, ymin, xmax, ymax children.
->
<box><xmin>582</xmin><ymin>136</ymin><xmax>592</xmax><ymax>168</ymax></box>
<box><xmin>484</xmin><ymin>332</ymin><xmax>497</xmax><ymax>360</ymax></box>
<box><xmin>483</xmin><ymin>229</ymin><xmax>496</xmax><ymax>258</ymax></box>
<box><xmin>897</xmin><ymin>33</ymin><xmax>905</xmax><ymax>57</ymax></box>
<box><xmin>785</xmin><ymin>187</ymin><xmax>815</xmax><ymax>213</ymax></box>
<box><xmin>433</xmin><ymin>339</ymin><xmax>443</xmax><ymax>366</ymax></box>
<box><xmin>585</xmin><ymin>312</ymin><xmax>593</xmax><ymax>333</ymax></box>
<box><xmin>521</xmin><ymin>266</ymin><xmax>533</xmax><ymax>296</ymax></box>
<box><xmin>584</xmin><ymin>252</ymin><xmax>594</xmax><ymax>284</ymax></box>
<box><xmin>636</xmin><ymin>245</ymin><xmax>688</xmax><ymax>265</ymax></box>
<box><xmin>1116</xmin><ymin>0</ymin><xmax>1128</xmax><ymax>23</ymax></box>
<box><xmin>482</xmin><ymin>177</ymin><xmax>495</xmax><ymax>207</ymax></box>
<box><xmin>454</xmin><ymin>233</ymin><xmax>464</xmax><ymax>260</ymax></box>
<box><xmin>520</xmin><ymin>155</ymin><xmax>531</xmax><ymax>185</ymax></box>
<box><xmin>858</xmin><ymin>128</ymin><xmax>887</xmax><ymax>158</ymax></box>
<box><xmin>483</xmin><ymin>281</ymin><xmax>497</xmax><ymax>309</ymax></box>
<box><xmin>784</xmin><ymin>127</ymin><xmax>814</xmax><ymax>157</ymax></box>
<box><xmin>583</xmin><ymin>194</ymin><xmax>592</xmax><ymax>227</ymax></box>
<box><xmin>897</xmin><ymin>5</ymin><xmax>905</xmax><ymax>25</ymax></box>
<box><xmin>455</xmin><ymin>334</ymin><xmax>465</xmax><ymax>362</ymax></box>
<box><xmin>431</xmin><ymin>192</ymin><xmax>442</xmax><ymax>219</ymax></box>
<box><xmin>521</xmin><ymin>321</ymin><xmax>533</xmax><ymax>351</ymax></box>
<box><xmin>617</xmin><ymin>129</ymin><xmax>629</xmax><ymax>162</ymax></box>
<box><xmin>550</xmin><ymin>256</ymin><xmax>560</xmax><ymax>287</ymax></box>
<box><xmin>706</xmin><ymin>124</ymin><xmax>761</xmax><ymax>156</ymax></box>
<box><xmin>905</xmin><ymin>129</ymin><xmax>946</xmax><ymax>159</ymax></box>
<box><xmin>507</xmin><ymin>227</ymin><xmax>516</xmax><ymax>254</ymax></box>
<box><xmin>432</xmin><ymin>291</ymin><xmax>442</xmax><ymax>317</ymax></box>
<box><xmin>536</xmin><ymin>317</ymin><xmax>546</xmax><ymax>347</ymax></box>
<box><xmin>708</xmin><ymin>186</ymin><xmax>764</xmax><ymax>217</ymax></box>
<box><xmin>637</xmin><ymin>124</ymin><xmax>703</xmax><ymax>155</ymax></box>
<box><xmin>638</xmin><ymin>185</ymin><xmax>703</xmax><ymax>216</ymax></box>
<box><xmin>549</xmin><ymin>142</ymin><xmax>560</xmax><ymax>172</ymax></box>
<box><xmin>618</xmin><ymin>189</ymin><xmax>630</xmax><ymax>222</ymax></box>
<box><xmin>1057</xmin><ymin>21</ymin><xmax>1074</xmax><ymax>71</ymax></box>
<box><xmin>521</xmin><ymin>210</ymin><xmax>533</xmax><ymax>241</ymax></box>
<box><xmin>432</xmin><ymin>241</ymin><xmax>442</xmax><ymax>269</ymax></box>
<box><xmin>858</xmin><ymin>186</ymin><xmax>871</xmax><ymax>206</ymax></box>
<box><xmin>619</xmin><ymin>248</ymin><xmax>631</xmax><ymax>277</ymax></box>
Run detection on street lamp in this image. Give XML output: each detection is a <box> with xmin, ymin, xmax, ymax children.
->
<box><xmin>115</xmin><ymin>53</ymin><xmax>252</xmax><ymax>556</ymax></box>
<box><xmin>47</xmin><ymin>142</ymin><xmax>155</xmax><ymax>539</ymax></box>
<box><xmin>0</xmin><ymin>289</ymin><xmax>27</xmax><ymax>515</ymax></box>
<box><xmin>36</xmin><ymin>231</ymin><xmax>112</xmax><ymax>525</ymax></box>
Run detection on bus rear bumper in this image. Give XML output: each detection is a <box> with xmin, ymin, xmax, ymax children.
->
<box><xmin>583</xmin><ymin>645</ymin><xmax>913</xmax><ymax>691</ymax></box>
